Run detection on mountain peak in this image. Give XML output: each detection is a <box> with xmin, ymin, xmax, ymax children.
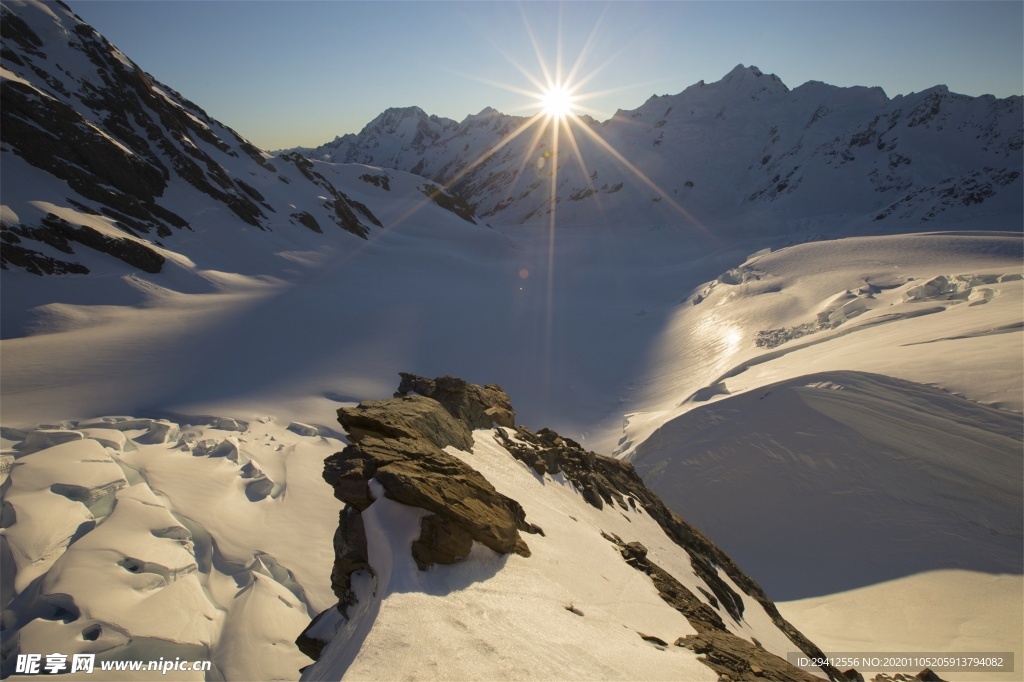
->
<box><xmin>727</xmin><ymin>63</ymin><xmax>763</xmax><ymax>78</ymax></box>
<box><xmin>365</xmin><ymin>105</ymin><xmax>429</xmax><ymax>129</ymax></box>
<box><xmin>718</xmin><ymin>63</ymin><xmax>789</xmax><ymax>94</ymax></box>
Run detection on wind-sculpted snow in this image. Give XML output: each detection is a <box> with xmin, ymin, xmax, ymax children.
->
<box><xmin>0</xmin><ymin>415</ymin><xmax>342</xmax><ymax>679</ymax></box>
<box><xmin>630</xmin><ymin>370</ymin><xmax>1023</xmax><ymax>600</ymax></box>
<box><xmin>617</xmin><ymin>233</ymin><xmax>1023</xmax><ymax>613</ymax></box>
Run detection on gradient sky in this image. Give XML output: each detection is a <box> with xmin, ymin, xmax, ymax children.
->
<box><xmin>68</xmin><ymin>1</ymin><xmax>1023</xmax><ymax>151</ymax></box>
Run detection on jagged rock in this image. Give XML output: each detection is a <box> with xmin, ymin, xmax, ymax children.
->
<box><xmin>291</xmin><ymin>211</ymin><xmax>322</xmax><ymax>233</ymax></box>
<box><xmin>638</xmin><ymin>632</ymin><xmax>669</xmax><ymax>646</ymax></box>
<box><xmin>359</xmin><ymin>173</ymin><xmax>390</xmax><ymax>191</ymax></box>
<box><xmin>277</xmin><ymin>153</ymin><xmax>379</xmax><ymax>237</ymax></box>
<box><xmin>418</xmin><ymin>183</ymin><xmax>477</xmax><ymax>224</ymax></box>
<box><xmin>395</xmin><ymin>372</ymin><xmax>515</xmax><ymax>429</ymax></box>
<box><xmin>309</xmin><ymin>375</ymin><xmax>836</xmax><ymax>682</ymax></box>
<box><xmin>295</xmin><ymin>607</ymin><xmax>344</xmax><ymax>662</ymax></box>
<box><xmin>914</xmin><ymin>670</ymin><xmax>944</xmax><ymax>682</ymax></box>
<box><xmin>496</xmin><ymin>424</ymin><xmax>752</xmax><ymax>621</ymax></box>
<box><xmin>337</xmin><ymin>394</ymin><xmax>473</xmax><ymax>452</ymax></box>
<box><xmin>675</xmin><ymin>628</ymin><xmax>823</xmax><ymax>681</ymax></box>
<box><xmin>410</xmin><ymin>513</ymin><xmax>474</xmax><ymax>569</ymax></box>
<box><xmin>325</xmin><ymin>428</ymin><xmax>536</xmax><ymax>562</ymax></box>
<box><xmin>329</xmin><ymin>507</ymin><xmax>369</xmax><ymax>612</ymax></box>
<box><xmin>612</xmin><ymin>537</ymin><xmax>727</xmax><ymax>632</ymax></box>
<box><xmin>0</xmin><ymin>241</ymin><xmax>89</xmax><ymax>275</ymax></box>
<box><xmin>495</xmin><ymin>421</ymin><xmax>842</xmax><ymax>681</ymax></box>
<box><xmin>319</xmin><ymin>376</ymin><xmax>542</xmax><ymax>617</ymax></box>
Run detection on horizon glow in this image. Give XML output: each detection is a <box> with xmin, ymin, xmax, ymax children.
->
<box><xmin>67</xmin><ymin>1</ymin><xmax>1024</xmax><ymax>151</ymax></box>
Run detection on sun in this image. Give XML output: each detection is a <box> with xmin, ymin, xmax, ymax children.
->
<box><xmin>540</xmin><ymin>85</ymin><xmax>575</xmax><ymax>119</ymax></box>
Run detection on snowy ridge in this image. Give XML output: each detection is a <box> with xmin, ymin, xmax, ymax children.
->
<box><xmin>299</xmin><ymin>65</ymin><xmax>1022</xmax><ymax>233</ymax></box>
<box><xmin>299</xmin><ymin>375</ymin><xmax>838</xmax><ymax>681</ymax></box>
<box><xmin>0</xmin><ymin>0</ymin><xmax>385</xmax><ymax>281</ymax></box>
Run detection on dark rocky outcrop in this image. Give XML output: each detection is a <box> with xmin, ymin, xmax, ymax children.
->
<box><xmin>418</xmin><ymin>184</ymin><xmax>477</xmax><ymax>224</ymax></box>
<box><xmin>304</xmin><ymin>374</ymin><xmax>837</xmax><ymax>681</ymax></box>
<box><xmin>318</xmin><ymin>376</ymin><xmax>541</xmax><ymax>616</ymax></box>
<box><xmin>290</xmin><ymin>211</ymin><xmax>323</xmax><ymax>234</ymax></box>
<box><xmin>617</xmin><ymin>539</ymin><xmax>726</xmax><ymax>631</ymax></box>
<box><xmin>359</xmin><ymin>173</ymin><xmax>390</xmax><ymax>191</ymax></box>
<box><xmin>2</xmin><ymin>213</ymin><xmax>164</xmax><ymax>273</ymax></box>
<box><xmin>492</xmin><ymin>419</ymin><xmax>842</xmax><ymax>681</ymax></box>
<box><xmin>0</xmin><ymin>239</ymin><xmax>89</xmax><ymax>276</ymax></box>
<box><xmin>38</xmin><ymin>214</ymin><xmax>165</xmax><ymax>273</ymax></box>
<box><xmin>495</xmin><ymin>424</ymin><xmax>751</xmax><ymax>623</ymax></box>
<box><xmin>394</xmin><ymin>372</ymin><xmax>515</xmax><ymax>429</ymax></box>
<box><xmin>675</xmin><ymin>630</ymin><xmax>825</xmax><ymax>682</ymax></box>
<box><xmin>277</xmin><ymin>153</ymin><xmax>381</xmax><ymax>237</ymax></box>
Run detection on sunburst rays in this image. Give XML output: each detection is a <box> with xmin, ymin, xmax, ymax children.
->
<box><xmin>373</xmin><ymin>7</ymin><xmax>711</xmax><ymax>409</ymax></box>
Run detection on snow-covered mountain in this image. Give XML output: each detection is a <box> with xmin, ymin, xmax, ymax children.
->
<box><xmin>0</xmin><ymin>0</ymin><xmax>481</xmax><ymax>288</ymax></box>
<box><xmin>1</xmin><ymin>1</ymin><xmax>1021</xmax><ymax>680</ymax></box>
<box><xmin>301</xmin><ymin>65</ymin><xmax>1022</xmax><ymax>234</ymax></box>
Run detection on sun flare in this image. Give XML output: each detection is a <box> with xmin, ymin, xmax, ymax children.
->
<box><xmin>540</xmin><ymin>85</ymin><xmax>575</xmax><ymax>119</ymax></box>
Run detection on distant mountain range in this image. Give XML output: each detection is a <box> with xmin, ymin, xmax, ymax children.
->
<box><xmin>293</xmin><ymin>64</ymin><xmax>1022</xmax><ymax>233</ymax></box>
<box><xmin>2</xmin><ymin>0</ymin><xmax>1020</xmax><ymax>283</ymax></box>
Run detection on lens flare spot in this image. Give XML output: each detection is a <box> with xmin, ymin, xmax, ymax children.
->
<box><xmin>519</xmin><ymin>268</ymin><xmax>530</xmax><ymax>279</ymax></box>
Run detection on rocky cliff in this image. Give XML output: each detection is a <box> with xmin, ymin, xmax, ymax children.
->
<box><xmin>300</xmin><ymin>373</ymin><xmax>845</xmax><ymax>681</ymax></box>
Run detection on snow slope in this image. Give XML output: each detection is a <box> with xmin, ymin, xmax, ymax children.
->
<box><xmin>779</xmin><ymin>570</ymin><xmax>1023</xmax><ymax>682</ymax></box>
<box><xmin>621</xmin><ymin>233</ymin><xmax>1023</xmax><ymax>677</ymax></box>
<box><xmin>622</xmin><ymin>233</ymin><xmax>1023</xmax><ymax>588</ymax></box>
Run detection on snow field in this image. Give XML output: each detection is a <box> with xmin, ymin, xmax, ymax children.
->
<box><xmin>779</xmin><ymin>570</ymin><xmax>1023</xmax><ymax>682</ymax></box>
<box><xmin>2</xmin><ymin>416</ymin><xmax>343</xmax><ymax>680</ymax></box>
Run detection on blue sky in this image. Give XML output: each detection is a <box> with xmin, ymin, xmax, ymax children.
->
<box><xmin>69</xmin><ymin>1</ymin><xmax>1023</xmax><ymax>150</ymax></box>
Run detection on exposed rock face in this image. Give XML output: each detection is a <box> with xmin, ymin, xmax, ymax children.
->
<box><xmin>496</xmin><ymin>424</ymin><xmax>752</xmax><ymax>620</ymax></box>
<box><xmin>418</xmin><ymin>183</ymin><xmax>477</xmax><ymax>224</ymax></box>
<box><xmin>493</xmin><ymin>420</ymin><xmax>842</xmax><ymax>682</ymax></box>
<box><xmin>394</xmin><ymin>372</ymin><xmax>515</xmax><ymax>429</ymax></box>
<box><xmin>318</xmin><ymin>377</ymin><xmax>541</xmax><ymax>620</ymax></box>
<box><xmin>303</xmin><ymin>374</ymin><xmax>838</xmax><ymax>681</ymax></box>
<box><xmin>675</xmin><ymin>629</ymin><xmax>825</xmax><ymax>682</ymax></box>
